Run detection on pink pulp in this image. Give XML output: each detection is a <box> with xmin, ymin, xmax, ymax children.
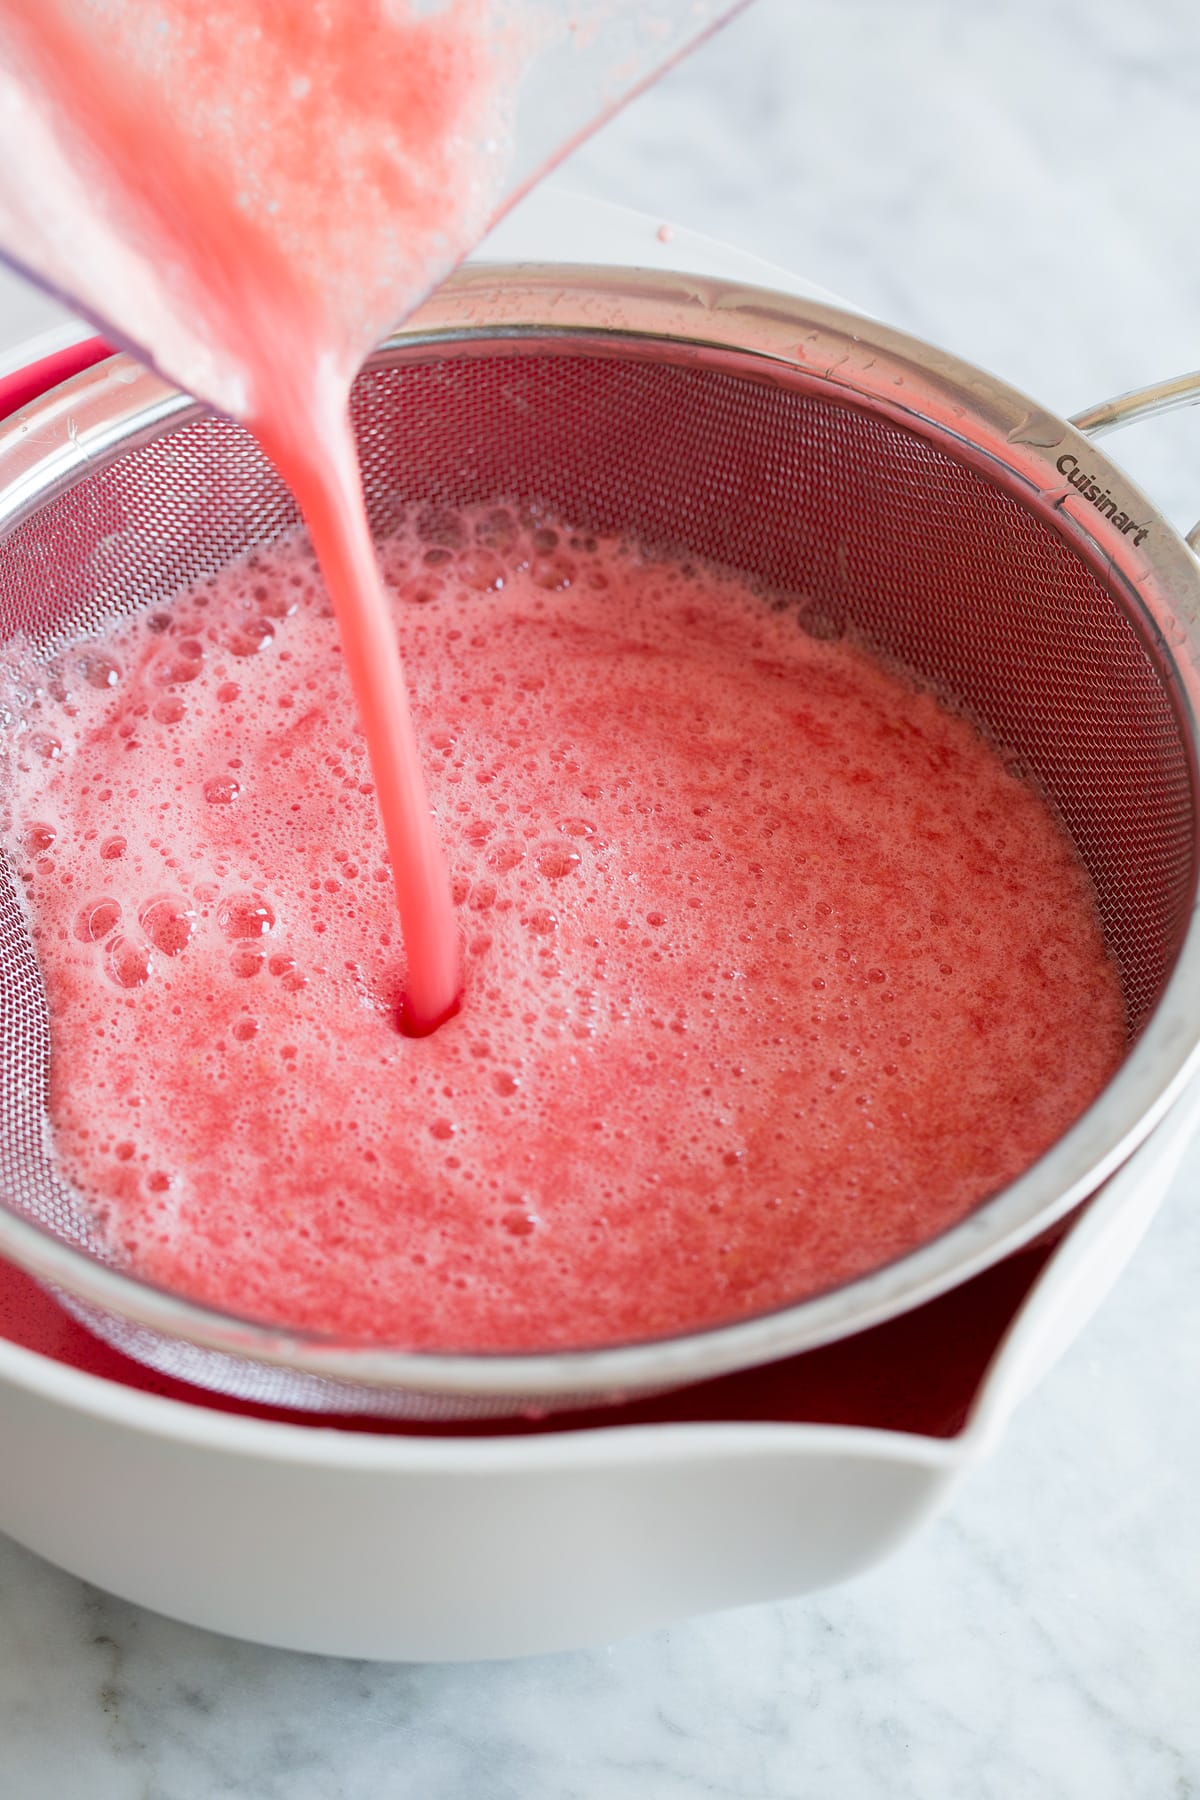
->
<box><xmin>3</xmin><ymin>513</ymin><xmax>1126</xmax><ymax>1351</ymax></box>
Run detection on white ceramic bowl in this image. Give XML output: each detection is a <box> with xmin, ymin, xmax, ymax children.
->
<box><xmin>0</xmin><ymin>195</ymin><xmax>1196</xmax><ymax>1657</ymax></box>
<box><xmin>0</xmin><ymin>1077</ymin><xmax>1193</xmax><ymax>1660</ymax></box>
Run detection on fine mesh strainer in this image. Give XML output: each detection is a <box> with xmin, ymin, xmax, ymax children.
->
<box><xmin>1</xmin><ymin>265</ymin><xmax>1198</xmax><ymax>1420</ymax></box>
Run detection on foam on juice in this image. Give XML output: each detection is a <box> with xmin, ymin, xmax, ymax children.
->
<box><xmin>1</xmin><ymin>510</ymin><xmax>1128</xmax><ymax>1351</ymax></box>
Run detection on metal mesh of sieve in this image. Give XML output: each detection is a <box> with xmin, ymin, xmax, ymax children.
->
<box><xmin>0</xmin><ymin>345</ymin><xmax>1194</xmax><ymax>1416</ymax></box>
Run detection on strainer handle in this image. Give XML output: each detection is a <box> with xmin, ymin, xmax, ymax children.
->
<box><xmin>1070</xmin><ymin>372</ymin><xmax>1200</xmax><ymax>552</ymax></box>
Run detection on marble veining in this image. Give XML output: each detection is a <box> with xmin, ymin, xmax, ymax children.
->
<box><xmin>1</xmin><ymin>1</ymin><xmax>1199</xmax><ymax>1794</ymax></box>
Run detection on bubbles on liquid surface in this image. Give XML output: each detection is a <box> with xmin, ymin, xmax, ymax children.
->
<box><xmin>22</xmin><ymin>822</ymin><xmax>55</xmax><ymax>855</ymax></box>
<box><xmin>74</xmin><ymin>897</ymin><xmax>121</xmax><ymax>942</ymax></box>
<box><xmin>105</xmin><ymin>935</ymin><xmax>153</xmax><ymax>989</ymax></box>
<box><xmin>532</xmin><ymin>552</ymin><xmax>575</xmax><ymax>591</ymax></box>
<box><xmin>457</xmin><ymin>549</ymin><xmax>505</xmax><ymax>592</ymax></box>
<box><xmin>139</xmin><ymin>893</ymin><xmax>196</xmax><ymax>956</ymax></box>
<box><xmin>486</xmin><ymin>841</ymin><xmax>524</xmax><ymax>873</ymax></box>
<box><xmin>204</xmin><ymin>777</ymin><xmax>241</xmax><ymax>805</ymax></box>
<box><xmin>155</xmin><ymin>639</ymin><xmax>204</xmax><ymax>685</ymax></box>
<box><xmin>218</xmin><ymin>893</ymin><xmax>275</xmax><ymax>939</ymax></box>
<box><xmin>536</xmin><ymin>842</ymin><xmax>580</xmax><ymax>880</ymax></box>
<box><xmin>80</xmin><ymin>653</ymin><xmax>121</xmax><ymax>690</ymax></box>
<box><xmin>474</xmin><ymin>506</ymin><xmax>517</xmax><ymax>553</ymax></box>
<box><xmin>228</xmin><ymin>618</ymin><xmax>275</xmax><ymax>657</ymax></box>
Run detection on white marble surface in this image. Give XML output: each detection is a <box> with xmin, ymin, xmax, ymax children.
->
<box><xmin>2</xmin><ymin>0</ymin><xmax>1200</xmax><ymax>1793</ymax></box>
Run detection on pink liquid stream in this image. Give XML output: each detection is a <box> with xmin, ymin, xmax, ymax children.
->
<box><xmin>0</xmin><ymin>0</ymin><xmax>533</xmax><ymax>1028</ymax></box>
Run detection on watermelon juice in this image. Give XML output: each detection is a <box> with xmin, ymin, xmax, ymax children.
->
<box><xmin>1</xmin><ymin>507</ymin><xmax>1126</xmax><ymax>1350</ymax></box>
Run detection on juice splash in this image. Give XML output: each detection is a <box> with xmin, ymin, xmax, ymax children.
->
<box><xmin>1</xmin><ymin>515</ymin><xmax>1126</xmax><ymax>1350</ymax></box>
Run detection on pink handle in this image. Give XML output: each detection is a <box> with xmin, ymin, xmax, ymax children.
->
<box><xmin>0</xmin><ymin>335</ymin><xmax>111</xmax><ymax>425</ymax></box>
